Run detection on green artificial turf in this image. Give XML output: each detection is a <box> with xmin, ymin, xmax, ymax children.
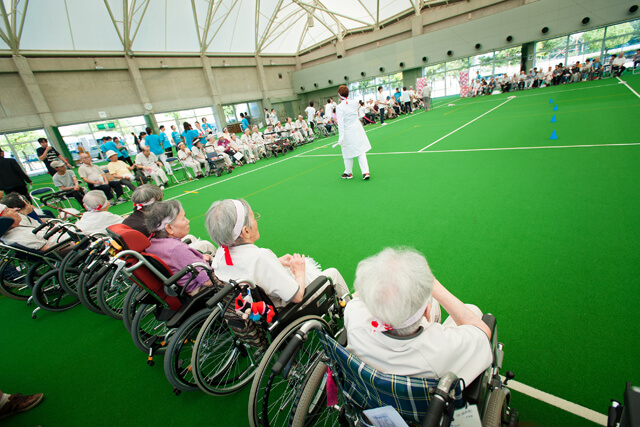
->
<box><xmin>2</xmin><ymin>74</ymin><xmax>640</xmax><ymax>426</ymax></box>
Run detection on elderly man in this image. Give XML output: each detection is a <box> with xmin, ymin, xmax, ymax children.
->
<box><xmin>51</xmin><ymin>160</ymin><xmax>85</xmax><ymax>207</ymax></box>
<box><xmin>105</xmin><ymin>150</ymin><xmax>138</xmax><ymax>191</ymax></box>
<box><xmin>136</xmin><ymin>146</ymin><xmax>168</xmax><ymax>189</ymax></box>
<box><xmin>241</xmin><ymin>128</ymin><xmax>262</xmax><ymax>161</ymax></box>
<box><xmin>77</xmin><ymin>153</ymin><xmax>125</xmax><ymax>204</ymax></box>
<box><xmin>345</xmin><ymin>247</ymin><xmax>492</xmax><ymax>385</ymax></box>
<box><xmin>612</xmin><ymin>53</ymin><xmax>627</xmax><ymax>77</ymax></box>
<box><xmin>36</xmin><ymin>138</ymin><xmax>72</xmax><ymax>176</ymax></box>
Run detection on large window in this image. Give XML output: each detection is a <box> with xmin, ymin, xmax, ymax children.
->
<box><xmin>222</xmin><ymin>102</ymin><xmax>261</xmax><ymax>125</ymax></box>
<box><xmin>1</xmin><ymin>129</ymin><xmax>48</xmax><ymax>176</ymax></box>
<box><xmin>347</xmin><ymin>72</ymin><xmax>403</xmax><ymax>103</ymax></box>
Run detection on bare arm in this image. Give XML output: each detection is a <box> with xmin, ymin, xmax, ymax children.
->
<box><xmin>289</xmin><ymin>253</ymin><xmax>306</xmax><ymax>303</ymax></box>
<box><xmin>431</xmin><ymin>279</ymin><xmax>491</xmax><ymax>339</ymax></box>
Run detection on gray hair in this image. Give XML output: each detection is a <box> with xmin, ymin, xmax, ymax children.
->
<box><xmin>144</xmin><ymin>200</ymin><xmax>182</xmax><ymax>238</ymax></box>
<box><xmin>131</xmin><ymin>184</ymin><xmax>164</xmax><ymax>206</ymax></box>
<box><xmin>354</xmin><ymin>247</ymin><xmax>434</xmax><ymax>336</ymax></box>
<box><xmin>204</xmin><ymin>199</ymin><xmax>252</xmax><ymax>246</ymax></box>
<box><xmin>83</xmin><ymin>190</ymin><xmax>108</xmax><ymax>210</ymax></box>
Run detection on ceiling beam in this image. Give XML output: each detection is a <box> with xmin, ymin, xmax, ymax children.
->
<box><xmin>356</xmin><ymin>0</ymin><xmax>375</xmax><ymax>23</ymax></box>
<box><xmin>198</xmin><ymin>0</ymin><xmax>225</xmax><ymax>55</ymax></box>
<box><xmin>203</xmin><ymin>0</ymin><xmax>240</xmax><ymax>53</ymax></box>
<box><xmin>294</xmin><ymin>1</ymin><xmax>370</xmax><ymax>27</ymax></box>
<box><xmin>260</xmin><ymin>11</ymin><xmax>306</xmax><ymax>53</ymax></box>
<box><xmin>129</xmin><ymin>0</ymin><xmax>152</xmax><ymax>48</ymax></box>
<box><xmin>292</xmin><ymin>2</ymin><xmax>338</xmax><ymax>39</ymax></box>
<box><xmin>103</xmin><ymin>0</ymin><xmax>126</xmax><ymax>48</ymax></box>
<box><xmin>254</xmin><ymin>0</ymin><xmax>261</xmax><ymax>52</ymax></box>
<box><xmin>0</xmin><ymin>0</ymin><xmax>29</xmax><ymax>54</ymax></box>
<box><xmin>257</xmin><ymin>0</ymin><xmax>285</xmax><ymax>53</ymax></box>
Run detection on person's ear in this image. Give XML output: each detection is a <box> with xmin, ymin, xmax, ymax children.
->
<box><xmin>424</xmin><ymin>304</ymin><xmax>432</xmax><ymax>323</ymax></box>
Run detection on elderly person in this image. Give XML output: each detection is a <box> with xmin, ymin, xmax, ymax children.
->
<box><xmin>1</xmin><ymin>192</ymin><xmax>54</xmax><ymax>223</ymax></box>
<box><xmin>230</xmin><ymin>133</ymin><xmax>254</xmax><ymax>164</ymax></box>
<box><xmin>75</xmin><ymin>190</ymin><xmax>123</xmax><ymax>235</ymax></box>
<box><xmin>105</xmin><ymin>150</ymin><xmax>138</xmax><ymax>191</ymax></box>
<box><xmin>136</xmin><ymin>145</ymin><xmax>169</xmax><ymax>189</ymax></box>
<box><xmin>0</xmin><ymin>203</ymin><xmax>73</xmax><ymax>254</ymax></box>
<box><xmin>241</xmin><ymin>128</ymin><xmax>262</xmax><ymax>161</ymax></box>
<box><xmin>345</xmin><ymin>247</ymin><xmax>492</xmax><ymax>385</ymax></box>
<box><xmin>285</xmin><ymin>117</ymin><xmax>304</xmax><ymax>145</ymax></box>
<box><xmin>205</xmin><ymin>199</ymin><xmax>349</xmax><ymax>308</ymax></box>
<box><xmin>78</xmin><ymin>153</ymin><xmax>125</xmax><ymax>204</ymax></box>
<box><xmin>144</xmin><ymin>201</ymin><xmax>214</xmax><ymax>296</ymax></box>
<box><xmin>51</xmin><ymin>160</ymin><xmax>85</xmax><ymax>207</ymax></box>
<box><xmin>205</xmin><ymin>135</ymin><xmax>233</xmax><ymax>168</ymax></box>
<box><xmin>216</xmin><ymin>133</ymin><xmax>244</xmax><ymax>166</ymax></box>
<box><xmin>191</xmin><ymin>140</ymin><xmax>211</xmax><ymax>174</ymax></box>
<box><xmin>177</xmin><ymin>143</ymin><xmax>204</xmax><ymax>178</ymax></box>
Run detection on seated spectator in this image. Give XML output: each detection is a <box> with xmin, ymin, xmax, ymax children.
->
<box><xmin>0</xmin><ymin>203</ymin><xmax>73</xmax><ymax>254</ymax></box>
<box><xmin>285</xmin><ymin>117</ymin><xmax>304</xmax><ymax>145</ymax></box>
<box><xmin>105</xmin><ymin>150</ymin><xmax>140</xmax><ymax>191</ymax></box>
<box><xmin>487</xmin><ymin>77</ymin><xmax>496</xmax><ymax>95</ymax></box>
<box><xmin>240</xmin><ymin>129</ymin><xmax>261</xmax><ymax>162</ymax></box>
<box><xmin>216</xmin><ymin>133</ymin><xmax>244</xmax><ymax>166</ymax></box>
<box><xmin>230</xmin><ymin>134</ymin><xmax>254</xmax><ymax>163</ymax></box>
<box><xmin>205</xmin><ymin>135</ymin><xmax>233</xmax><ymax>167</ymax></box>
<box><xmin>144</xmin><ymin>200</ymin><xmax>214</xmax><ymax>296</ymax></box>
<box><xmin>480</xmin><ymin>78</ymin><xmax>488</xmax><ymax>95</ymax></box>
<box><xmin>206</xmin><ymin>199</ymin><xmax>349</xmax><ymax>307</ymax></box>
<box><xmin>1</xmin><ymin>192</ymin><xmax>54</xmax><ymax>223</ymax></box>
<box><xmin>78</xmin><ymin>153</ymin><xmax>125</xmax><ymax>205</ymax></box>
<box><xmin>76</xmin><ymin>190</ymin><xmax>123</xmax><ymax>235</ymax></box>
<box><xmin>294</xmin><ymin>115</ymin><xmax>311</xmax><ymax>141</ymax></box>
<box><xmin>634</xmin><ymin>49</ymin><xmax>640</xmax><ymax>70</ymax></box>
<box><xmin>177</xmin><ymin>143</ymin><xmax>204</xmax><ymax>178</ymax></box>
<box><xmin>561</xmin><ymin>64</ymin><xmax>572</xmax><ymax>83</ymax></box>
<box><xmin>552</xmin><ymin>65</ymin><xmax>563</xmax><ymax>85</ymax></box>
<box><xmin>535</xmin><ymin>67</ymin><xmax>544</xmax><ymax>87</ymax></box>
<box><xmin>344</xmin><ymin>247</ymin><xmax>492</xmax><ymax>384</ymax></box>
<box><xmin>571</xmin><ymin>62</ymin><xmax>581</xmax><ymax>82</ymax></box>
<box><xmin>51</xmin><ymin>160</ymin><xmax>85</xmax><ymax>208</ymax></box>
<box><xmin>612</xmin><ymin>53</ymin><xmax>626</xmax><ymax>77</ymax></box>
<box><xmin>517</xmin><ymin>71</ymin><xmax>526</xmax><ymax>90</ymax></box>
<box><xmin>544</xmin><ymin>66</ymin><xmax>553</xmax><ymax>86</ymax></box>
<box><xmin>581</xmin><ymin>59</ymin><xmax>593</xmax><ymax>81</ymax></box>
<box><xmin>135</xmin><ymin>146</ymin><xmax>168</xmax><ymax>189</ymax></box>
<box><xmin>592</xmin><ymin>57</ymin><xmax>603</xmax><ymax>79</ymax></box>
<box><xmin>191</xmin><ymin>140</ymin><xmax>212</xmax><ymax>174</ymax></box>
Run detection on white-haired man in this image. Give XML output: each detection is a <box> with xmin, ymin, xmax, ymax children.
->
<box><xmin>136</xmin><ymin>145</ymin><xmax>169</xmax><ymax>189</ymax></box>
<box><xmin>345</xmin><ymin>247</ymin><xmax>492</xmax><ymax>384</ymax></box>
<box><xmin>76</xmin><ymin>190</ymin><xmax>123</xmax><ymax>234</ymax></box>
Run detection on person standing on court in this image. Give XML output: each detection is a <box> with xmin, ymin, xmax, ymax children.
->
<box><xmin>423</xmin><ymin>83</ymin><xmax>432</xmax><ymax>111</ymax></box>
<box><xmin>336</xmin><ymin>85</ymin><xmax>371</xmax><ymax>181</ymax></box>
<box><xmin>144</xmin><ymin>126</ymin><xmax>171</xmax><ymax>171</ymax></box>
<box><xmin>36</xmin><ymin>138</ymin><xmax>72</xmax><ymax>176</ymax></box>
<box><xmin>0</xmin><ymin>148</ymin><xmax>32</xmax><ymax>200</ymax></box>
<box><xmin>376</xmin><ymin>86</ymin><xmax>388</xmax><ymax>126</ymax></box>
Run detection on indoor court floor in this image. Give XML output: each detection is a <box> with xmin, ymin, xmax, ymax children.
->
<box><xmin>2</xmin><ymin>74</ymin><xmax>639</xmax><ymax>426</ymax></box>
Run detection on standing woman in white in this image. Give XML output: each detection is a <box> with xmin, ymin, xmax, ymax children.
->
<box><xmin>336</xmin><ymin>85</ymin><xmax>371</xmax><ymax>180</ymax></box>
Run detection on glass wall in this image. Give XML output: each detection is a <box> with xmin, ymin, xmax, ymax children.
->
<box><xmin>155</xmin><ymin>107</ymin><xmax>216</xmax><ymax>134</ymax></box>
<box><xmin>222</xmin><ymin>101</ymin><xmax>261</xmax><ymax>125</ymax></box>
<box><xmin>534</xmin><ymin>19</ymin><xmax>640</xmax><ymax>70</ymax></box>
<box><xmin>347</xmin><ymin>72</ymin><xmax>403</xmax><ymax>103</ymax></box>
<box><xmin>1</xmin><ymin>129</ymin><xmax>48</xmax><ymax>176</ymax></box>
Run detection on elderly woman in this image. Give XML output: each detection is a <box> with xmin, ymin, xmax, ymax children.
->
<box><xmin>0</xmin><ymin>203</ymin><xmax>73</xmax><ymax>254</ymax></box>
<box><xmin>241</xmin><ymin>128</ymin><xmax>262</xmax><ymax>161</ymax></box>
<box><xmin>1</xmin><ymin>192</ymin><xmax>54</xmax><ymax>223</ymax></box>
<box><xmin>144</xmin><ymin>200</ymin><xmax>214</xmax><ymax>296</ymax></box>
<box><xmin>75</xmin><ymin>190</ymin><xmax>123</xmax><ymax>235</ymax></box>
<box><xmin>216</xmin><ymin>133</ymin><xmax>244</xmax><ymax>166</ymax></box>
<box><xmin>191</xmin><ymin>140</ymin><xmax>211</xmax><ymax>175</ymax></box>
<box><xmin>205</xmin><ymin>199</ymin><xmax>349</xmax><ymax>307</ymax></box>
<box><xmin>177</xmin><ymin>142</ymin><xmax>204</xmax><ymax>178</ymax></box>
<box><xmin>345</xmin><ymin>247</ymin><xmax>492</xmax><ymax>385</ymax></box>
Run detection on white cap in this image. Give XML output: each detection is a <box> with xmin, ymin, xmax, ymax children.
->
<box><xmin>105</xmin><ymin>150</ymin><xmax>118</xmax><ymax>158</ymax></box>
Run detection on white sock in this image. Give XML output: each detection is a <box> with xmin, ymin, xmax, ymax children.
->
<box><xmin>0</xmin><ymin>393</ymin><xmax>10</xmax><ymax>410</ymax></box>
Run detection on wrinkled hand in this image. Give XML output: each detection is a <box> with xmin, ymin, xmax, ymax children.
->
<box><xmin>73</xmin><ymin>184</ymin><xmax>80</xmax><ymax>191</ymax></box>
<box><xmin>203</xmin><ymin>254</ymin><xmax>213</xmax><ymax>262</ymax></box>
<box><xmin>279</xmin><ymin>254</ymin><xmax>292</xmax><ymax>267</ymax></box>
<box><xmin>289</xmin><ymin>253</ymin><xmax>305</xmax><ymax>278</ymax></box>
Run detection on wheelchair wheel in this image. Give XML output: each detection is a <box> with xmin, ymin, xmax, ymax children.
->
<box><xmin>482</xmin><ymin>388</ymin><xmax>509</xmax><ymax>427</ymax></box>
<box><xmin>192</xmin><ymin>306</ymin><xmax>261</xmax><ymax>396</ymax></box>
<box><xmin>164</xmin><ymin>308</ymin><xmax>211</xmax><ymax>392</ymax></box>
<box><xmin>32</xmin><ymin>269</ymin><xmax>80</xmax><ymax>312</ymax></box>
<box><xmin>0</xmin><ymin>258</ymin><xmax>33</xmax><ymax>301</ymax></box>
<box><xmin>57</xmin><ymin>250</ymin><xmax>85</xmax><ymax>296</ymax></box>
<box><xmin>122</xmin><ymin>285</ymin><xmax>143</xmax><ymax>332</ymax></box>
<box><xmin>291</xmin><ymin>359</ymin><xmax>343</xmax><ymax>427</ymax></box>
<box><xmin>248</xmin><ymin>315</ymin><xmax>330</xmax><ymax>427</ymax></box>
<box><xmin>26</xmin><ymin>259</ymin><xmax>52</xmax><ymax>291</ymax></box>
<box><xmin>130</xmin><ymin>303</ymin><xmax>169</xmax><ymax>355</ymax></box>
<box><xmin>77</xmin><ymin>269</ymin><xmax>106</xmax><ymax>315</ymax></box>
<box><xmin>96</xmin><ymin>269</ymin><xmax>132</xmax><ymax>320</ymax></box>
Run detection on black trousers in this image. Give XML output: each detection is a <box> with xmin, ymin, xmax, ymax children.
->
<box><xmin>88</xmin><ymin>180</ymin><xmax>124</xmax><ymax>200</ymax></box>
<box><xmin>2</xmin><ymin>185</ymin><xmax>31</xmax><ymax>201</ymax></box>
<box><xmin>379</xmin><ymin>108</ymin><xmax>385</xmax><ymax>124</ymax></box>
<box><xmin>118</xmin><ymin>156</ymin><xmax>133</xmax><ymax>166</ymax></box>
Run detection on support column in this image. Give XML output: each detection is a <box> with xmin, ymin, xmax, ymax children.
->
<box><xmin>411</xmin><ymin>15</ymin><xmax>423</xmax><ymax>37</ymax></box>
<box><xmin>12</xmin><ymin>55</ymin><xmax>73</xmax><ymax>161</ymax></box>
<box><xmin>521</xmin><ymin>42</ymin><xmax>534</xmax><ymax>72</ymax></box>
<box><xmin>255</xmin><ymin>55</ymin><xmax>271</xmax><ymax>110</ymax></box>
<box><xmin>201</xmin><ymin>55</ymin><xmax>226</xmax><ymax>131</ymax></box>
<box><xmin>125</xmin><ymin>55</ymin><xmax>155</xmax><ymax>127</ymax></box>
<box><xmin>144</xmin><ymin>114</ymin><xmax>158</xmax><ymax>131</ymax></box>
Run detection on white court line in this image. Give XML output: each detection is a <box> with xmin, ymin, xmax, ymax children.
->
<box><xmin>506</xmin><ymin>379</ymin><xmax>607</xmax><ymax>426</ymax></box>
<box><xmin>617</xmin><ymin>76</ymin><xmax>640</xmax><ymax>99</ymax></box>
<box><xmin>419</xmin><ymin>97</ymin><xmax>516</xmax><ymax>152</ymax></box>
<box><xmin>297</xmin><ymin>142</ymin><xmax>640</xmax><ymax>157</ymax></box>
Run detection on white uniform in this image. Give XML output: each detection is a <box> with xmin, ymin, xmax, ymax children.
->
<box><xmin>345</xmin><ymin>298</ymin><xmax>492</xmax><ymax>385</ymax></box>
<box><xmin>135</xmin><ymin>152</ymin><xmax>168</xmax><ymax>186</ymax></box>
<box><xmin>336</xmin><ymin>97</ymin><xmax>371</xmax><ymax>177</ymax></box>
<box><xmin>178</xmin><ymin>148</ymin><xmax>202</xmax><ymax>176</ymax></box>
<box><xmin>76</xmin><ymin>211</ymin><xmax>124</xmax><ymax>235</ymax></box>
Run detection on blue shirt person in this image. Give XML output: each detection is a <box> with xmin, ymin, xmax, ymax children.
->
<box><xmin>171</xmin><ymin>125</ymin><xmax>182</xmax><ymax>145</ymax></box>
<box><xmin>144</xmin><ymin>127</ymin><xmax>164</xmax><ymax>156</ymax></box>
<box><xmin>181</xmin><ymin>122</ymin><xmax>200</xmax><ymax>150</ymax></box>
<box><xmin>159</xmin><ymin>126</ymin><xmax>172</xmax><ymax>149</ymax></box>
<box><xmin>240</xmin><ymin>113</ymin><xmax>249</xmax><ymax>132</ymax></box>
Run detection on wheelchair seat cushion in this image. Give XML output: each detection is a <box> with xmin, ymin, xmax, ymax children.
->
<box><xmin>318</xmin><ymin>332</ymin><xmax>463</xmax><ymax>424</ymax></box>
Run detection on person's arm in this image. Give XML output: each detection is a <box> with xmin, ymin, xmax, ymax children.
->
<box><xmin>288</xmin><ymin>253</ymin><xmax>306</xmax><ymax>303</ymax></box>
<box><xmin>11</xmin><ymin>159</ymin><xmax>32</xmax><ymax>184</ymax></box>
<box><xmin>58</xmin><ymin>154</ymin><xmax>72</xmax><ymax>168</ymax></box>
<box><xmin>430</xmin><ymin>279</ymin><xmax>491</xmax><ymax>338</ymax></box>
<box><xmin>37</xmin><ymin>146</ymin><xmax>50</xmax><ymax>161</ymax></box>
<box><xmin>71</xmin><ymin>174</ymin><xmax>80</xmax><ymax>190</ymax></box>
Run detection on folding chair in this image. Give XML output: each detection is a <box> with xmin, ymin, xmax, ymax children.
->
<box><xmin>166</xmin><ymin>157</ymin><xmax>193</xmax><ymax>183</ymax></box>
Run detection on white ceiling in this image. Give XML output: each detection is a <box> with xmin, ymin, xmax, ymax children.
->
<box><xmin>0</xmin><ymin>0</ymin><xmax>442</xmax><ymax>55</ymax></box>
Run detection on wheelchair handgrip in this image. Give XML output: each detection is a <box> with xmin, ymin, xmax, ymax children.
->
<box><xmin>43</xmin><ymin>224</ymin><xmax>62</xmax><ymax>240</ymax></box>
<box><xmin>165</xmin><ymin>266</ymin><xmax>191</xmax><ymax>287</ymax></box>
<box><xmin>205</xmin><ymin>283</ymin><xmax>234</xmax><ymax>309</ymax></box>
<box><xmin>272</xmin><ymin>333</ymin><xmax>304</xmax><ymax>376</ymax></box>
<box><xmin>87</xmin><ymin>264</ymin><xmax>110</xmax><ymax>287</ymax></box>
<box><xmin>74</xmin><ymin>236</ymin><xmax>91</xmax><ymax>248</ymax></box>
<box><xmin>70</xmin><ymin>249</ymin><xmax>89</xmax><ymax>266</ymax></box>
<box><xmin>421</xmin><ymin>395</ymin><xmax>448</xmax><ymax>427</ymax></box>
<box><xmin>33</xmin><ymin>221</ymin><xmax>49</xmax><ymax>234</ymax></box>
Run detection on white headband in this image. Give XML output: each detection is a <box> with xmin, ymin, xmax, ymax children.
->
<box><xmin>0</xmin><ymin>204</ymin><xmax>6</xmax><ymax>215</ymax></box>
<box><xmin>231</xmin><ymin>200</ymin><xmax>246</xmax><ymax>241</ymax></box>
<box><xmin>398</xmin><ymin>297</ymin><xmax>431</xmax><ymax>329</ymax></box>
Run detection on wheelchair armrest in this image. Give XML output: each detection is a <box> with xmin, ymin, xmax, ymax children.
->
<box><xmin>463</xmin><ymin>373</ymin><xmax>485</xmax><ymax>405</ymax></box>
<box><xmin>300</xmin><ymin>275</ymin><xmax>329</xmax><ymax>304</ymax></box>
<box><xmin>482</xmin><ymin>313</ymin><xmax>497</xmax><ymax>337</ymax></box>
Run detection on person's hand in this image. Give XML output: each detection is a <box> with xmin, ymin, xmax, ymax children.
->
<box><xmin>289</xmin><ymin>253</ymin><xmax>305</xmax><ymax>278</ymax></box>
<box><xmin>279</xmin><ymin>254</ymin><xmax>292</xmax><ymax>267</ymax></box>
<box><xmin>203</xmin><ymin>254</ymin><xmax>213</xmax><ymax>262</ymax></box>
<box><xmin>73</xmin><ymin>184</ymin><xmax>80</xmax><ymax>191</ymax></box>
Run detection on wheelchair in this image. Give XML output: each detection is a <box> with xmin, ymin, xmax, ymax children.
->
<box><xmin>285</xmin><ymin>314</ymin><xmax>518</xmax><ymax>427</ymax></box>
<box><xmin>187</xmin><ymin>274</ymin><xmax>348</xmax><ymax>426</ymax></box>
<box><xmin>99</xmin><ymin>224</ymin><xmax>223</xmax><ymax>394</ymax></box>
<box><xmin>206</xmin><ymin>151</ymin><xmax>232</xmax><ymax>177</ymax></box>
<box><xmin>0</xmin><ymin>217</ymin><xmax>81</xmax><ymax>318</ymax></box>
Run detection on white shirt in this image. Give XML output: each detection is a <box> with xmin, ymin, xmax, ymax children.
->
<box><xmin>211</xmin><ymin>244</ymin><xmax>299</xmax><ymax>308</ymax></box>
<box><xmin>191</xmin><ymin>146</ymin><xmax>207</xmax><ymax>162</ymax></box>
<box><xmin>345</xmin><ymin>298</ymin><xmax>492</xmax><ymax>384</ymax></box>
<box><xmin>135</xmin><ymin>152</ymin><xmax>161</xmax><ymax>171</ymax></box>
<box><xmin>336</xmin><ymin>97</ymin><xmax>371</xmax><ymax>159</ymax></box>
<box><xmin>304</xmin><ymin>106</ymin><xmax>316</xmax><ymax>122</ymax></box>
<box><xmin>241</xmin><ymin>133</ymin><xmax>253</xmax><ymax>145</ymax></box>
<box><xmin>376</xmin><ymin>91</ymin><xmax>388</xmax><ymax>106</ymax></box>
<box><xmin>324</xmin><ymin>103</ymin><xmax>334</xmax><ymax>118</ymax></box>
<box><xmin>76</xmin><ymin>211</ymin><xmax>123</xmax><ymax>235</ymax></box>
<box><xmin>613</xmin><ymin>57</ymin><xmax>626</xmax><ymax>66</ymax></box>
<box><xmin>409</xmin><ymin>89</ymin><xmax>415</xmax><ymax>99</ymax></box>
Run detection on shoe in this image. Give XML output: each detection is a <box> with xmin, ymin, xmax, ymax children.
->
<box><xmin>111</xmin><ymin>199</ymin><xmax>120</xmax><ymax>206</ymax></box>
<box><xmin>116</xmin><ymin>197</ymin><xmax>127</xmax><ymax>203</ymax></box>
<box><xmin>381</xmin><ymin>123</ymin><xmax>388</xmax><ymax>126</ymax></box>
<box><xmin>0</xmin><ymin>393</ymin><xmax>44</xmax><ymax>421</ymax></box>
<box><xmin>363</xmin><ymin>173</ymin><xmax>370</xmax><ymax>180</ymax></box>
<box><xmin>341</xmin><ymin>173</ymin><xmax>353</xmax><ymax>179</ymax></box>
<box><xmin>160</xmin><ymin>185</ymin><xmax>165</xmax><ymax>190</ymax></box>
